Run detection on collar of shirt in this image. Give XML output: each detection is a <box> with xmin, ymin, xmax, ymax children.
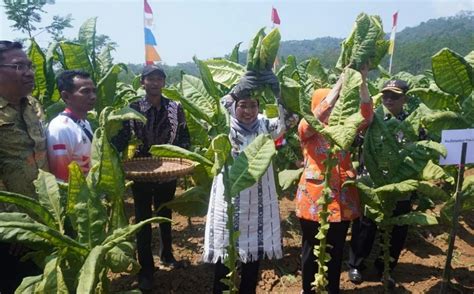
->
<box><xmin>63</xmin><ymin>107</ymin><xmax>86</xmax><ymax>122</ymax></box>
<box><xmin>0</xmin><ymin>96</ymin><xmax>31</xmax><ymax>109</ymax></box>
<box><xmin>384</xmin><ymin>110</ymin><xmax>409</xmax><ymax>121</ymax></box>
<box><xmin>139</xmin><ymin>96</ymin><xmax>168</xmax><ymax>113</ymax></box>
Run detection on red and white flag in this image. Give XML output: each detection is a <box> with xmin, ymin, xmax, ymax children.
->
<box><xmin>388</xmin><ymin>11</ymin><xmax>398</xmax><ymax>55</ymax></box>
<box><xmin>271</xmin><ymin>7</ymin><xmax>281</xmax><ymax>25</ymax></box>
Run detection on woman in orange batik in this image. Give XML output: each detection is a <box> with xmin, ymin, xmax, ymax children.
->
<box><xmin>296</xmin><ymin>66</ymin><xmax>373</xmax><ymax>294</ymax></box>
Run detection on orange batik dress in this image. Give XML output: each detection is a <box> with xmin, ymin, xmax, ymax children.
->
<box><xmin>295</xmin><ymin>97</ymin><xmax>373</xmax><ymax>223</ymax></box>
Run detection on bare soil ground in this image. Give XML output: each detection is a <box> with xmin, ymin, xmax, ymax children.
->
<box><xmin>110</xmin><ymin>194</ymin><xmax>474</xmax><ymax>294</ymax></box>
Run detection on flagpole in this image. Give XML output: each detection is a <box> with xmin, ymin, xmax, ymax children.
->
<box><xmin>388</xmin><ymin>47</ymin><xmax>395</xmax><ymax>74</ymax></box>
<box><xmin>388</xmin><ymin>11</ymin><xmax>398</xmax><ymax>75</ymax></box>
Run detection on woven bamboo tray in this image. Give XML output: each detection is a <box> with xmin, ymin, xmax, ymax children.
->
<box><xmin>123</xmin><ymin>157</ymin><xmax>195</xmax><ymax>182</ymax></box>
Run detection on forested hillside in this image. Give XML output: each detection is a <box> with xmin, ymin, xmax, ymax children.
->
<box><xmin>121</xmin><ymin>11</ymin><xmax>473</xmax><ymax>83</ymax></box>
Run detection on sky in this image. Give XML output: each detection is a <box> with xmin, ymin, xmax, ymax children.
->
<box><xmin>0</xmin><ymin>0</ymin><xmax>472</xmax><ymax>66</ymax></box>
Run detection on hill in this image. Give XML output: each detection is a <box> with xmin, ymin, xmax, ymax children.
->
<box><xmin>121</xmin><ymin>11</ymin><xmax>474</xmax><ymax>84</ymax></box>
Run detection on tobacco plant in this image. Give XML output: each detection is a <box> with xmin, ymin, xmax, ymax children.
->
<box><xmin>149</xmin><ymin>28</ymin><xmax>281</xmax><ymax>293</ymax></box>
<box><xmin>0</xmin><ymin>105</ymin><xmax>170</xmax><ymax>293</ymax></box>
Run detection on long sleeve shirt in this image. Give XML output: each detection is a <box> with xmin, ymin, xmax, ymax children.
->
<box><xmin>116</xmin><ymin>96</ymin><xmax>190</xmax><ymax>157</ymax></box>
<box><xmin>295</xmin><ymin>99</ymin><xmax>373</xmax><ymax>222</ymax></box>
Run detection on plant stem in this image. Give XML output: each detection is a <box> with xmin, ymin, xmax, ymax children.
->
<box><xmin>222</xmin><ymin>162</ymin><xmax>238</xmax><ymax>293</ymax></box>
<box><xmin>312</xmin><ymin>149</ymin><xmax>336</xmax><ymax>293</ymax></box>
<box><xmin>382</xmin><ymin>225</ymin><xmax>392</xmax><ymax>293</ymax></box>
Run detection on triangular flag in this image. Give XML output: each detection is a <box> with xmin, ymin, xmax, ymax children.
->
<box><xmin>271</xmin><ymin>7</ymin><xmax>281</xmax><ymax>25</ymax></box>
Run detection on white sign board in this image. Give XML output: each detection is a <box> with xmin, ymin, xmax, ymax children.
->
<box><xmin>439</xmin><ymin>129</ymin><xmax>474</xmax><ymax>165</ymax></box>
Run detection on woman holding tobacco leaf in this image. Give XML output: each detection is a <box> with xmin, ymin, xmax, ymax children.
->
<box><xmin>202</xmin><ymin>70</ymin><xmax>297</xmax><ymax>294</ymax></box>
<box><xmin>295</xmin><ymin>64</ymin><xmax>373</xmax><ymax>294</ymax></box>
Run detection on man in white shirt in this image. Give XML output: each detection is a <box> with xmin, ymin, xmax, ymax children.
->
<box><xmin>47</xmin><ymin>70</ymin><xmax>96</xmax><ymax>181</ymax></box>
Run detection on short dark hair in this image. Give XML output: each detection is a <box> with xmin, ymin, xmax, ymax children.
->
<box><xmin>0</xmin><ymin>40</ymin><xmax>23</xmax><ymax>63</ymax></box>
<box><xmin>57</xmin><ymin>70</ymin><xmax>91</xmax><ymax>92</ymax></box>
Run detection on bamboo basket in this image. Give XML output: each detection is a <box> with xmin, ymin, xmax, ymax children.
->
<box><xmin>123</xmin><ymin>157</ymin><xmax>195</xmax><ymax>182</ymax></box>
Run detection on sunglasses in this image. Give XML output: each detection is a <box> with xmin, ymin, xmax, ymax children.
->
<box><xmin>382</xmin><ymin>93</ymin><xmax>404</xmax><ymax>101</ymax></box>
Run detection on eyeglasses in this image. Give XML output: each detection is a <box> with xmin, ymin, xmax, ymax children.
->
<box><xmin>0</xmin><ymin>63</ymin><xmax>35</xmax><ymax>72</ymax></box>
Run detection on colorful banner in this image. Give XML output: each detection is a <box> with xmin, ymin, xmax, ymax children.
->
<box><xmin>144</xmin><ymin>0</ymin><xmax>161</xmax><ymax>64</ymax></box>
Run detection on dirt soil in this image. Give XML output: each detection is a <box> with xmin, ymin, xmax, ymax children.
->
<box><xmin>110</xmin><ymin>194</ymin><xmax>474</xmax><ymax>294</ymax></box>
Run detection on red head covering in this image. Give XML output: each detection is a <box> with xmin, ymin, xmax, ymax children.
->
<box><xmin>311</xmin><ymin>88</ymin><xmax>331</xmax><ymax>112</ymax></box>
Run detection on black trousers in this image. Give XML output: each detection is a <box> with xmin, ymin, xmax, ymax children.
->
<box><xmin>213</xmin><ymin>259</ymin><xmax>260</xmax><ymax>294</ymax></box>
<box><xmin>349</xmin><ymin>199</ymin><xmax>412</xmax><ymax>273</ymax></box>
<box><xmin>132</xmin><ymin>180</ymin><xmax>177</xmax><ymax>276</ymax></box>
<box><xmin>0</xmin><ymin>242</ymin><xmax>41</xmax><ymax>294</ymax></box>
<box><xmin>300</xmin><ymin>218</ymin><xmax>350</xmax><ymax>294</ymax></box>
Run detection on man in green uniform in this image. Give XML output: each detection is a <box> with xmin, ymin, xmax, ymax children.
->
<box><xmin>0</xmin><ymin>40</ymin><xmax>48</xmax><ymax>293</ymax></box>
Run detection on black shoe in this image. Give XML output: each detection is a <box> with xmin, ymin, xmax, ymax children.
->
<box><xmin>379</xmin><ymin>273</ymin><xmax>396</xmax><ymax>289</ymax></box>
<box><xmin>348</xmin><ymin>268</ymin><xmax>363</xmax><ymax>284</ymax></box>
<box><xmin>160</xmin><ymin>256</ymin><xmax>186</xmax><ymax>269</ymax></box>
<box><xmin>138</xmin><ymin>271</ymin><xmax>153</xmax><ymax>292</ymax></box>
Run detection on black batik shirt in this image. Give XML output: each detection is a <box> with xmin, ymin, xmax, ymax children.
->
<box><xmin>117</xmin><ymin>96</ymin><xmax>190</xmax><ymax>157</ymax></box>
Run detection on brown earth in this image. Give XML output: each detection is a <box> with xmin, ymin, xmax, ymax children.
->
<box><xmin>110</xmin><ymin>194</ymin><xmax>474</xmax><ymax>294</ymax></box>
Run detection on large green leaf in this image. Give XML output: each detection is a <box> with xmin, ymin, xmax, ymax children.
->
<box><xmin>93</xmin><ymin>128</ymin><xmax>127</xmax><ymax>230</ymax></box>
<box><xmin>180</xmin><ymin>74</ymin><xmax>216</xmax><ymax>124</ymax></box>
<box><xmin>363</xmin><ymin>113</ymin><xmax>401</xmax><ymax>186</ymax></box>
<box><xmin>278</xmin><ymin>168</ymin><xmax>303</xmax><ymax>191</ymax></box>
<box><xmin>105</xmin><ymin>242</ymin><xmax>140</xmax><ymax>274</ymax></box>
<box><xmin>374</xmin><ymin>180</ymin><xmax>419</xmax><ymax>202</ymax></box>
<box><xmin>205</xmin><ymin>59</ymin><xmax>245</xmax><ymax>89</ymax></box>
<box><xmin>246</xmin><ymin>28</ymin><xmax>265</xmax><ymax>70</ymax></box>
<box><xmin>420</xmin><ymin>160</ymin><xmax>453</xmax><ymax>183</ymax></box>
<box><xmin>417</xmin><ymin>181</ymin><xmax>450</xmax><ymax>201</ymax></box>
<box><xmin>28</xmin><ymin>39</ymin><xmax>48</xmax><ymax>100</ymax></box>
<box><xmin>336</xmin><ymin>13</ymin><xmax>389</xmax><ymax>70</ymax></box>
<box><xmin>228</xmin><ymin>134</ymin><xmax>276</xmax><ymax>197</ymax></box>
<box><xmin>58</xmin><ymin>42</ymin><xmax>93</xmax><ymax>75</ymax></box>
<box><xmin>78</xmin><ymin>17</ymin><xmax>97</xmax><ymax>75</ymax></box>
<box><xmin>0</xmin><ymin>212</ymin><xmax>51</xmax><ymax>249</ymax></box>
<box><xmin>0</xmin><ymin>191</ymin><xmax>56</xmax><ymax>228</ymax></box>
<box><xmin>34</xmin><ymin>170</ymin><xmax>64</xmax><ymax>232</ymax></box>
<box><xmin>280</xmin><ymin>76</ymin><xmax>301</xmax><ymax>114</ymax></box>
<box><xmin>36</xmin><ymin>255</ymin><xmax>69</xmax><ymax>293</ymax></box>
<box><xmin>305</xmin><ymin>58</ymin><xmax>328</xmax><ymax>83</ymax></box>
<box><xmin>328</xmin><ymin>68</ymin><xmax>362</xmax><ymax>127</ymax></box>
<box><xmin>194</xmin><ymin>57</ymin><xmax>221</xmax><ymax>100</ymax></box>
<box><xmin>105</xmin><ymin>106</ymin><xmax>146</xmax><ymax>139</ymax></box>
<box><xmin>432</xmin><ymin>48</ymin><xmax>473</xmax><ymax>98</ymax></box>
<box><xmin>205</xmin><ymin>134</ymin><xmax>232</xmax><ymax>175</ymax></box>
<box><xmin>149</xmin><ymin>144</ymin><xmax>213</xmax><ymax>166</ymax></box>
<box><xmin>461</xmin><ymin>92</ymin><xmax>474</xmax><ymax>125</ymax></box>
<box><xmin>299</xmin><ymin>88</ymin><xmax>324</xmax><ymax>133</ymax></box>
<box><xmin>163</xmin><ymin>87</ymin><xmax>212</xmax><ymax>125</ymax></box>
<box><xmin>160</xmin><ymin>186</ymin><xmax>210</xmax><ymax>217</ymax></box>
<box><xmin>15</xmin><ymin>275</ymin><xmax>43</xmax><ymax>293</ymax></box>
<box><xmin>0</xmin><ymin>212</ymin><xmax>87</xmax><ymax>256</ymax></box>
<box><xmin>408</xmin><ymin>84</ymin><xmax>459</xmax><ymax>111</ymax></box>
<box><xmin>259</xmin><ymin>28</ymin><xmax>281</xmax><ymax>70</ymax></box>
<box><xmin>321</xmin><ymin>112</ymin><xmax>364</xmax><ymax>150</ymax></box>
<box><xmin>96</xmin><ymin>64</ymin><xmax>126</xmax><ymax>114</ymax></box>
<box><xmin>229</xmin><ymin>42</ymin><xmax>242</xmax><ymax>63</ymax></box>
<box><xmin>184</xmin><ymin>110</ymin><xmax>209</xmax><ymax>148</ymax></box>
<box><xmin>464</xmin><ymin>51</ymin><xmax>474</xmax><ymax>67</ymax></box>
<box><xmin>77</xmin><ymin>216</ymin><xmax>169</xmax><ymax>293</ymax></box>
<box><xmin>388</xmin><ymin>211</ymin><xmax>438</xmax><ymax>226</ymax></box>
<box><xmin>68</xmin><ymin>162</ymin><xmax>107</xmax><ymax>248</ymax></box>
<box><xmin>422</xmin><ymin>111</ymin><xmax>471</xmax><ymax>141</ymax></box>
